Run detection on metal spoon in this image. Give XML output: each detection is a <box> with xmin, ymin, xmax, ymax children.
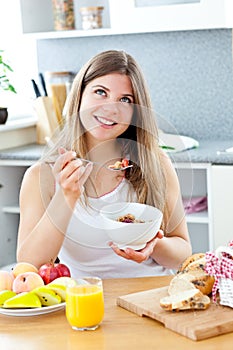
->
<box><xmin>78</xmin><ymin>158</ymin><xmax>133</xmax><ymax>171</ymax></box>
<box><xmin>44</xmin><ymin>138</ymin><xmax>133</xmax><ymax>171</ymax></box>
<box><xmin>46</xmin><ymin>157</ymin><xmax>133</xmax><ymax>171</ymax></box>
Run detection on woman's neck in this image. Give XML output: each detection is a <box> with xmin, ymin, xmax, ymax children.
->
<box><xmin>86</xmin><ymin>139</ymin><xmax>122</xmax><ymax>163</ymax></box>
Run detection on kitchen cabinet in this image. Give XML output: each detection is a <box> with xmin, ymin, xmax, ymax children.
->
<box><xmin>1</xmin><ymin>148</ymin><xmax>232</xmax><ymax>268</ymax></box>
<box><xmin>19</xmin><ymin>0</ymin><xmax>233</xmax><ymax>39</ymax></box>
<box><xmin>0</xmin><ymin>159</ymin><xmax>33</xmax><ymax>267</ymax></box>
<box><xmin>211</xmin><ymin>165</ymin><xmax>233</xmax><ymax>248</ymax></box>
<box><xmin>175</xmin><ymin>163</ymin><xmax>213</xmax><ymax>253</ymax></box>
<box><xmin>109</xmin><ymin>0</ymin><xmax>233</xmax><ymax>33</ymax></box>
<box><xmin>19</xmin><ymin>0</ymin><xmax>111</xmax><ymax>38</ymax></box>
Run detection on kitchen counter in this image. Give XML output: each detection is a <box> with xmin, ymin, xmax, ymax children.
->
<box><xmin>0</xmin><ymin>143</ymin><xmax>45</xmax><ymax>162</ymax></box>
<box><xmin>1</xmin><ymin>276</ymin><xmax>232</xmax><ymax>349</ymax></box>
<box><xmin>1</xmin><ymin>140</ymin><xmax>233</xmax><ymax>164</ymax></box>
<box><xmin>169</xmin><ymin>139</ymin><xmax>233</xmax><ymax>165</ymax></box>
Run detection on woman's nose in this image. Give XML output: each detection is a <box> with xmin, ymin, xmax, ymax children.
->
<box><xmin>102</xmin><ymin>101</ymin><xmax>120</xmax><ymax>114</ymax></box>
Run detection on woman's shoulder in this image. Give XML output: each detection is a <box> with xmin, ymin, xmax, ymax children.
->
<box><xmin>158</xmin><ymin>149</ymin><xmax>179</xmax><ymax>184</ymax></box>
<box><xmin>159</xmin><ymin>148</ymin><xmax>174</xmax><ymax>169</ymax></box>
<box><xmin>23</xmin><ymin>161</ymin><xmax>55</xmax><ymax>195</ymax></box>
<box><xmin>24</xmin><ymin>161</ymin><xmax>52</xmax><ymax>178</ymax></box>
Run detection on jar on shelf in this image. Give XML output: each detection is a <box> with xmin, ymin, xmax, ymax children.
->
<box><xmin>52</xmin><ymin>0</ymin><xmax>75</xmax><ymax>31</ymax></box>
<box><xmin>45</xmin><ymin>71</ymin><xmax>74</xmax><ymax>125</ymax></box>
<box><xmin>79</xmin><ymin>6</ymin><xmax>104</xmax><ymax>30</ymax></box>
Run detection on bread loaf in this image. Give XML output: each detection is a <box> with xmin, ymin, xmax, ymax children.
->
<box><xmin>178</xmin><ymin>253</ymin><xmax>205</xmax><ymax>272</ymax></box>
<box><xmin>168</xmin><ymin>275</ymin><xmax>196</xmax><ymax>295</ymax></box>
<box><xmin>177</xmin><ymin>271</ymin><xmax>214</xmax><ymax>295</ymax></box>
<box><xmin>178</xmin><ymin>295</ymin><xmax>210</xmax><ymax>310</ymax></box>
<box><xmin>165</xmin><ymin>273</ymin><xmax>211</xmax><ymax>311</ymax></box>
<box><xmin>176</xmin><ymin>253</ymin><xmax>215</xmax><ymax>295</ymax></box>
<box><xmin>160</xmin><ymin>289</ymin><xmax>204</xmax><ymax>311</ymax></box>
<box><xmin>160</xmin><ymin>253</ymin><xmax>214</xmax><ymax>311</ymax></box>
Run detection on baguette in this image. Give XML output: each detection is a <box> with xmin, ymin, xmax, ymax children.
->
<box><xmin>160</xmin><ymin>289</ymin><xmax>203</xmax><ymax>311</ymax></box>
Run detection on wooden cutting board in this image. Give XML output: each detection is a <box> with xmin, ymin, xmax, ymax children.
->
<box><xmin>116</xmin><ymin>286</ymin><xmax>233</xmax><ymax>341</ymax></box>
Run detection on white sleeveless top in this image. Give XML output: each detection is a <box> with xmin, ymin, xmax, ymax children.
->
<box><xmin>58</xmin><ymin>178</ymin><xmax>173</xmax><ymax>278</ymax></box>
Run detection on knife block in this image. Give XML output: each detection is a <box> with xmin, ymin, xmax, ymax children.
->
<box><xmin>33</xmin><ymin>96</ymin><xmax>61</xmax><ymax>144</ymax></box>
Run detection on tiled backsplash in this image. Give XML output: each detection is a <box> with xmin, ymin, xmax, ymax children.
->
<box><xmin>37</xmin><ymin>29</ymin><xmax>233</xmax><ymax>140</ymax></box>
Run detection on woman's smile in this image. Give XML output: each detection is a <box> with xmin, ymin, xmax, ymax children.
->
<box><xmin>94</xmin><ymin>114</ymin><xmax>118</xmax><ymax>127</ymax></box>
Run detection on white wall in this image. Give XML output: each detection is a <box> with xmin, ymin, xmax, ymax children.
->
<box><xmin>0</xmin><ymin>0</ymin><xmax>37</xmax><ymax>120</ymax></box>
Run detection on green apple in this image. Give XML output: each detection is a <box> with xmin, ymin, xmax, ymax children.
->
<box><xmin>47</xmin><ymin>277</ymin><xmax>79</xmax><ymax>302</ymax></box>
<box><xmin>33</xmin><ymin>286</ymin><xmax>61</xmax><ymax>306</ymax></box>
<box><xmin>0</xmin><ymin>290</ymin><xmax>17</xmax><ymax>306</ymax></box>
<box><xmin>3</xmin><ymin>292</ymin><xmax>42</xmax><ymax>308</ymax></box>
<box><xmin>49</xmin><ymin>276</ymin><xmax>77</xmax><ymax>288</ymax></box>
<box><xmin>45</xmin><ymin>284</ymin><xmax>66</xmax><ymax>302</ymax></box>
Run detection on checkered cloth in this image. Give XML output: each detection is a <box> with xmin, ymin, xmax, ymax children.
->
<box><xmin>205</xmin><ymin>240</ymin><xmax>233</xmax><ymax>303</ymax></box>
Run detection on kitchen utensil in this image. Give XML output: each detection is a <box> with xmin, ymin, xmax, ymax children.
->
<box><xmin>31</xmin><ymin>79</ymin><xmax>41</xmax><ymax>98</ymax></box>
<box><xmin>46</xmin><ymin>157</ymin><xmax>133</xmax><ymax>172</ymax></box>
<box><xmin>78</xmin><ymin>158</ymin><xmax>133</xmax><ymax>171</ymax></box>
<box><xmin>39</xmin><ymin>73</ymin><xmax>48</xmax><ymax>96</ymax></box>
<box><xmin>117</xmin><ymin>286</ymin><xmax>233</xmax><ymax>341</ymax></box>
<box><xmin>100</xmin><ymin>202</ymin><xmax>163</xmax><ymax>250</ymax></box>
<box><xmin>33</xmin><ymin>96</ymin><xmax>60</xmax><ymax>144</ymax></box>
<box><xmin>216</xmin><ymin>147</ymin><xmax>233</xmax><ymax>155</ymax></box>
<box><xmin>0</xmin><ymin>302</ymin><xmax>65</xmax><ymax>317</ymax></box>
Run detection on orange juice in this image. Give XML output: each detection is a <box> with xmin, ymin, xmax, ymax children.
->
<box><xmin>66</xmin><ymin>281</ymin><xmax>104</xmax><ymax>330</ymax></box>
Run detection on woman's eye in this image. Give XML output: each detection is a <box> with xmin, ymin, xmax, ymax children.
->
<box><xmin>95</xmin><ymin>89</ymin><xmax>106</xmax><ymax>96</ymax></box>
<box><xmin>120</xmin><ymin>96</ymin><xmax>132</xmax><ymax>103</ymax></box>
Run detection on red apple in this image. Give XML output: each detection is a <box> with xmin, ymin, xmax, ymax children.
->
<box><xmin>38</xmin><ymin>261</ymin><xmax>71</xmax><ymax>284</ymax></box>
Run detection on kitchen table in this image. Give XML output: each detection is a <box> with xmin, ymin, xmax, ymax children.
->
<box><xmin>0</xmin><ymin>276</ymin><xmax>232</xmax><ymax>350</ymax></box>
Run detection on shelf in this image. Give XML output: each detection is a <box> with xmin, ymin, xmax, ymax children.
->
<box><xmin>24</xmin><ymin>27</ymin><xmax>117</xmax><ymax>40</ymax></box>
<box><xmin>20</xmin><ymin>0</ymin><xmax>233</xmax><ymax>41</ymax></box>
<box><xmin>186</xmin><ymin>210</ymin><xmax>209</xmax><ymax>224</ymax></box>
<box><xmin>2</xmin><ymin>206</ymin><xmax>20</xmax><ymax>214</ymax></box>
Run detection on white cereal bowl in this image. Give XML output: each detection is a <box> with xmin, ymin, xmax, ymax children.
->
<box><xmin>100</xmin><ymin>202</ymin><xmax>163</xmax><ymax>250</ymax></box>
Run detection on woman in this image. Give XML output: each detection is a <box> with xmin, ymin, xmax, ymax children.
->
<box><xmin>17</xmin><ymin>50</ymin><xmax>192</xmax><ymax>278</ymax></box>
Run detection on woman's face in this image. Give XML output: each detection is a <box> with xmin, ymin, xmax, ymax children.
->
<box><xmin>79</xmin><ymin>73</ymin><xmax>134</xmax><ymax>145</ymax></box>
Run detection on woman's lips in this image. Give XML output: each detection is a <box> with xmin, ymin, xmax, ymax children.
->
<box><xmin>94</xmin><ymin>115</ymin><xmax>117</xmax><ymax>127</ymax></box>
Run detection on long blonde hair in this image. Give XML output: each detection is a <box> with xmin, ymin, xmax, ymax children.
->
<box><xmin>45</xmin><ymin>50</ymin><xmax>166</xmax><ymax>213</ymax></box>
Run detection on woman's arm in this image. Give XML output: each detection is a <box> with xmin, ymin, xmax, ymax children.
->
<box><xmin>17</xmin><ymin>150</ymin><xmax>93</xmax><ymax>268</ymax></box>
<box><xmin>149</xmin><ymin>152</ymin><xmax>192</xmax><ymax>269</ymax></box>
<box><xmin>110</xmin><ymin>152</ymin><xmax>192</xmax><ymax>270</ymax></box>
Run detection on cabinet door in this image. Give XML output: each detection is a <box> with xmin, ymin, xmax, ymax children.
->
<box><xmin>109</xmin><ymin>0</ymin><xmax>233</xmax><ymax>33</ymax></box>
<box><xmin>211</xmin><ymin>165</ymin><xmax>233</xmax><ymax>248</ymax></box>
<box><xmin>0</xmin><ymin>165</ymin><xmax>28</xmax><ymax>266</ymax></box>
<box><xmin>175</xmin><ymin>163</ymin><xmax>212</xmax><ymax>253</ymax></box>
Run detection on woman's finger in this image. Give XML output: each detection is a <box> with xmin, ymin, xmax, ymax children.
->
<box><xmin>157</xmin><ymin>229</ymin><xmax>164</xmax><ymax>239</ymax></box>
<box><xmin>109</xmin><ymin>243</ymin><xmax>147</xmax><ymax>263</ymax></box>
<box><xmin>53</xmin><ymin>150</ymin><xmax>77</xmax><ymax>174</ymax></box>
<box><xmin>109</xmin><ymin>231</ymin><xmax>164</xmax><ymax>264</ymax></box>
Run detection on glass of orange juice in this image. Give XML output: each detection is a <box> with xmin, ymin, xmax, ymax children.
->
<box><xmin>66</xmin><ymin>276</ymin><xmax>104</xmax><ymax>331</ymax></box>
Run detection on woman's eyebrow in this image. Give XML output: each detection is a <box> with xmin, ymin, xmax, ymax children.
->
<box><xmin>92</xmin><ymin>84</ymin><xmax>109</xmax><ymax>91</ymax></box>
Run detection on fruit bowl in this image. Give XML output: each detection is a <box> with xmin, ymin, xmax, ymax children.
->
<box><xmin>100</xmin><ymin>202</ymin><xmax>163</xmax><ymax>250</ymax></box>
